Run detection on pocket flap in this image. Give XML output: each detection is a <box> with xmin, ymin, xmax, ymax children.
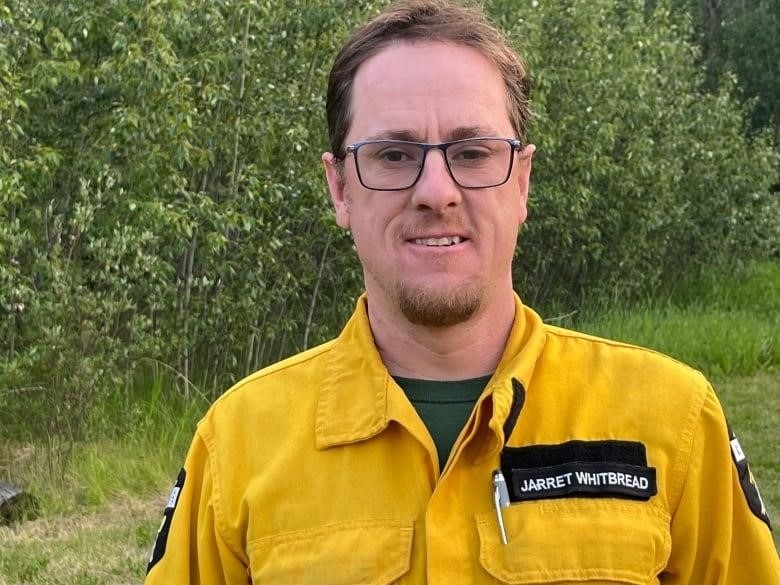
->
<box><xmin>248</xmin><ymin>518</ymin><xmax>414</xmax><ymax>585</ymax></box>
<box><xmin>476</xmin><ymin>500</ymin><xmax>670</xmax><ymax>583</ymax></box>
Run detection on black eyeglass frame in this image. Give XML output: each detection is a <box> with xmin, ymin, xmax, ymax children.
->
<box><xmin>340</xmin><ymin>137</ymin><xmax>524</xmax><ymax>191</ymax></box>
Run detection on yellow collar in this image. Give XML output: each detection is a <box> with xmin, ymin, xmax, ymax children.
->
<box><xmin>315</xmin><ymin>293</ymin><xmax>547</xmax><ymax>454</ymax></box>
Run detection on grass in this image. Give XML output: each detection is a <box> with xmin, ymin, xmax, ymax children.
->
<box><xmin>575</xmin><ymin>305</ymin><xmax>778</xmax><ymax>376</ymax></box>
<box><xmin>0</xmin><ymin>374</ymin><xmax>207</xmax><ymax>585</ymax></box>
<box><xmin>0</xmin><ymin>496</ymin><xmax>162</xmax><ymax>585</ymax></box>
<box><xmin>0</xmin><ymin>261</ymin><xmax>778</xmax><ymax>583</ymax></box>
<box><xmin>0</xmin><ymin>377</ymin><xmax>205</xmax><ymax>515</ymax></box>
<box><xmin>571</xmin><ymin>260</ymin><xmax>780</xmax><ymax>377</ymax></box>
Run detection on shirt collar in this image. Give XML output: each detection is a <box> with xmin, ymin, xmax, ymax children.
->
<box><xmin>315</xmin><ymin>296</ymin><xmax>390</xmax><ymax>449</ymax></box>
<box><xmin>315</xmin><ymin>294</ymin><xmax>547</xmax><ymax>451</ymax></box>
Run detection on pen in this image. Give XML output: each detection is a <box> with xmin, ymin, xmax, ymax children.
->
<box><xmin>492</xmin><ymin>469</ymin><xmax>510</xmax><ymax>545</ymax></box>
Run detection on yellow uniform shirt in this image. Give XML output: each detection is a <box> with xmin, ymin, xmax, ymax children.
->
<box><xmin>146</xmin><ymin>295</ymin><xmax>779</xmax><ymax>584</ymax></box>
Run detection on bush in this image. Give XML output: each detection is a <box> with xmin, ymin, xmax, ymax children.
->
<box><xmin>492</xmin><ymin>0</ymin><xmax>779</xmax><ymax>310</ymax></box>
<box><xmin>1</xmin><ymin>0</ymin><xmax>777</xmax><ymax>448</ymax></box>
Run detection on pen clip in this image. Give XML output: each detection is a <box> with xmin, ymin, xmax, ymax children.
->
<box><xmin>492</xmin><ymin>470</ymin><xmax>510</xmax><ymax>545</ymax></box>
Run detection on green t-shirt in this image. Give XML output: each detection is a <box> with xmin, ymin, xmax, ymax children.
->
<box><xmin>394</xmin><ymin>375</ymin><xmax>491</xmax><ymax>472</ymax></box>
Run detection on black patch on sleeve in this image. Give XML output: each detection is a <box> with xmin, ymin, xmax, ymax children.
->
<box><xmin>147</xmin><ymin>468</ymin><xmax>186</xmax><ymax>574</ymax></box>
<box><xmin>727</xmin><ymin>422</ymin><xmax>772</xmax><ymax>529</ymax></box>
<box><xmin>501</xmin><ymin>440</ymin><xmax>657</xmax><ymax>502</ymax></box>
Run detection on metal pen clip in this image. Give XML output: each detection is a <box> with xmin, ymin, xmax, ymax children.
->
<box><xmin>492</xmin><ymin>469</ymin><xmax>510</xmax><ymax>545</ymax></box>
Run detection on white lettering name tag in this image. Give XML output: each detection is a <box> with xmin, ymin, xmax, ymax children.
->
<box><xmin>510</xmin><ymin>462</ymin><xmax>657</xmax><ymax>502</ymax></box>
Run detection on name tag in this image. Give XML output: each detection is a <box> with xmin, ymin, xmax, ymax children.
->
<box><xmin>510</xmin><ymin>461</ymin><xmax>657</xmax><ymax>501</ymax></box>
<box><xmin>501</xmin><ymin>440</ymin><xmax>657</xmax><ymax>502</ymax></box>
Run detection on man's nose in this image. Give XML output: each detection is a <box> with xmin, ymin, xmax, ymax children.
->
<box><xmin>409</xmin><ymin>149</ymin><xmax>463</xmax><ymax>212</ymax></box>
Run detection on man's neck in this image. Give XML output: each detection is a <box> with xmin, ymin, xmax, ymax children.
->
<box><xmin>366</xmin><ymin>293</ymin><xmax>516</xmax><ymax>381</ymax></box>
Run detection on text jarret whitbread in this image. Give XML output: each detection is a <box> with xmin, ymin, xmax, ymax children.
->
<box><xmin>508</xmin><ymin>461</ymin><xmax>658</xmax><ymax>501</ymax></box>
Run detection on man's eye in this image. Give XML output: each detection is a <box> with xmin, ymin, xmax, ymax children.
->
<box><xmin>372</xmin><ymin>146</ymin><xmax>417</xmax><ymax>164</ymax></box>
<box><xmin>382</xmin><ymin>150</ymin><xmax>408</xmax><ymax>162</ymax></box>
<box><xmin>451</xmin><ymin>147</ymin><xmax>491</xmax><ymax>162</ymax></box>
<box><xmin>464</xmin><ymin>149</ymin><xmax>487</xmax><ymax>159</ymax></box>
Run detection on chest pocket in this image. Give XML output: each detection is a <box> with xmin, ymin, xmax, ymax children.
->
<box><xmin>475</xmin><ymin>499</ymin><xmax>671</xmax><ymax>584</ymax></box>
<box><xmin>247</xmin><ymin>518</ymin><xmax>414</xmax><ymax>585</ymax></box>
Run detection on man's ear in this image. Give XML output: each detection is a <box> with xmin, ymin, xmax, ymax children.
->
<box><xmin>514</xmin><ymin>143</ymin><xmax>535</xmax><ymax>226</ymax></box>
<box><xmin>322</xmin><ymin>152</ymin><xmax>351</xmax><ymax>230</ymax></box>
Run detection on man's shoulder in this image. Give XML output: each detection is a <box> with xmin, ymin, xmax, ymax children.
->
<box><xmin>205</xmin><ymin>338</ymin><xmax>339</xmax><ymax>420</ymax></box>
<box><xmin>536</xmin><ymin>322</ymin><xmax>713</xmax><ymax>420</ymax></box>
<box><xmin>532</xmin><ymin>323</ymin><xmax>716</xmax><ymax>470</ymax></box>
<box><xmin>238</xmin><ymin>339</ymin><xmax>338</xmax><ymax>387</ymax></box>
<box><xmin>540</xmin><ymin>322</ymin><xmax>707</xmax><ymax>384</ymax></box>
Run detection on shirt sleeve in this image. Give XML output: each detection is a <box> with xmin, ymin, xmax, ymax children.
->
<box><xmin>663</xmin><ymin>385</ymin><xmax>779</xmax><ymax>583</ymax></box>
<box><xmin>144</xmin><ymin>428</ymin><xmax>249</xmax><ymax>585</ymax></box>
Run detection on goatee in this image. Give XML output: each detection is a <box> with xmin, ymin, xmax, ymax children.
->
<box><xmin>396</xmin><ymin>283</ymin><xmax>481</xmax><ymax>328</ymax></box>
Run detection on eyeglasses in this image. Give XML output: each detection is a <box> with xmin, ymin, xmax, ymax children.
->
<box><xmin>342</xmin><ymin>137</ymin><xmax>523</xmax><ymax>191</ymax></box>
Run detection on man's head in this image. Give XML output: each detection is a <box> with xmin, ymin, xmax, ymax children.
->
<box><xmin>322</xmin><ymin>1</ymin><xmax>534</xmax><ymax>329</ymax></box>
<box><xmin>326</xmin><ymin>0</ymin><xmax>531</xmax><ymax>159</ymax></box>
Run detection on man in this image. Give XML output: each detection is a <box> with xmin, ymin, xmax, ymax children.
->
<box><xmin>145</xmin><ymin>1</ymin><xmax>779</xmax><ymax>583</ymax></box>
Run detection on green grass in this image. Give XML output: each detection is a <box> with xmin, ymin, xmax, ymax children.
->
<box><xmin>0</xmin><ymin>373</ymin><xmax>206</xmax><ymax>516</ymax></box>
<box><xmin>0</xmin><ymin>262</ymin><xmax>778</xmax><ymax>583</ymax></box>
<box><xmin>573</xmin><ymin>260</ymin><xmax>780</xmax><ymax>377</ymax></box>
<box><xmin>0</xmin><ymin>495</ymin><xmax>162</xmax><ymax>585</ymax></box>
<box><xmin>0</xmin><ymin>375</ymin><xmax>205</xmax><ymax>584</ymax></box>
<box><xmin>575</xmin><ymin>304</ymin><xmax>778</xmax><ymax>376</ymax></box>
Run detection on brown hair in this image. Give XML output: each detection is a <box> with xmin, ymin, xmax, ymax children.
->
<box><xmin>326</xmin><ymin>0</ymin><xmax>531</xmax><ymax>158</ymax></box>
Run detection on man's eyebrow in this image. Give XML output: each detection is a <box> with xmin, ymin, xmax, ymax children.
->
<box><xmin>447</xmin><ymin>126</ymin><xmax>498</xmax><ymax>141</ymax></box>
<box><xmin>363</xmin><ymin>129</ymin><xmax>422</xmax><ymax>142</ymax></box>
<box><xmin>362</xmin><ymin>126</ymin><xmax>501</xmax><ymax>143</ymax></box>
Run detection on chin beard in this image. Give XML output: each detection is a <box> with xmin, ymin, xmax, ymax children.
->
<box><xmin>396</xmin><ymin>284</ymin><xmax>481</xmax><ymax>328</ymax></box>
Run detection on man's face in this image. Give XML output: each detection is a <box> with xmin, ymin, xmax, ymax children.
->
<box><xmin>323</xmin><ymin>41</ymin><xmax>534</xmax><ymax>328</ymax></box>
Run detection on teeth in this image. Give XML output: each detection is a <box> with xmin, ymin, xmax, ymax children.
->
<box><xmin>413</xmin><ymin>236</ymin><xmax>463</xmax><ymax>246</ymax></box>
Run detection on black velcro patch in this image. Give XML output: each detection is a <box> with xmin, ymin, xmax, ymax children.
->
<box><xmin>727</xmin><ymin>422</ymin><xmax>771</xmax><ymax>529</ymax></box>
<box><xmin>501</xmin><ymin>440</ymin><xmax>657</xmax><ymax>502</ymax></box>
<box><xmin>147</xmin><ymin>468</ymin><xmax>186</xmax><ymax>574</ymax></box>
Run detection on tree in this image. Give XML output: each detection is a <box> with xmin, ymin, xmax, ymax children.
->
<box><xmin>664</xmin><ymin>0</ymin><xmax>779</xmax><ymax>143</ymax></box>
<box><xmin>490</xmin><ymin>0</ymin><xmax>778</xmax><ymax>309</ymax></box>
<box><xmin>1</xmin><ymin>0</ymin><xmax>777</xmax><ymax>450</ymax></box>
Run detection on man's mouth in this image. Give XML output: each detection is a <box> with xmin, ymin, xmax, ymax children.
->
<box><xmin>412</xmin><ymin>236</ymin><xmax>465</xmax><ymax>247</ymax></box>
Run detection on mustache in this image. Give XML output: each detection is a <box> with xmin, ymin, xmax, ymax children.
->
<box><xmin>396</xmin><ymin>217</ymin><xmax>473</xmax><ymax>241</ymax></box>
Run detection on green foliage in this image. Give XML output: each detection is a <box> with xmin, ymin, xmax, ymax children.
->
<box><xmin>0</xmin><ymin>368</ymin><xmax>205</xmax><ymax>515</ymax></box>
<box><xmin>666</xmin><ymin>0</ymin><xmax>779</xmax><ymax>143</ymax></box>
<box><xmin>574</xmin><ymin>262</ymin><xmax>780</xmax><ymax>377</ymax></box>
<box><xmin>0</xmin><ymin>0</ymin><xmax>369</xmax><ymax>448</ymax></box>
<box><xmin>491</xmin><ymin>0</ymin><xmax>779</xmax><ymax>310</ymax></box>
<box><xmin>0</xmin><ymin>0</ymin><xmax>777</xmax><ymax>454</ymax></box>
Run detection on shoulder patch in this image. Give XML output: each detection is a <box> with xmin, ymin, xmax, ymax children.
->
<box><xmin>727</xmin><ymin>422</ymin><xmax>771</xmax><ymax>529</ymax></box>
<box><xmin>147</xmin><ymin>468</ymin><xmax>186</xmax><ymax>573</ymax></box>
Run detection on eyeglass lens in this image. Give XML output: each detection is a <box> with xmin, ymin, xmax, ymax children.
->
<box><xmin>354</xmin><ymin>138</ymin><xmax>514</xmax><ymax>190</ymax></box>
